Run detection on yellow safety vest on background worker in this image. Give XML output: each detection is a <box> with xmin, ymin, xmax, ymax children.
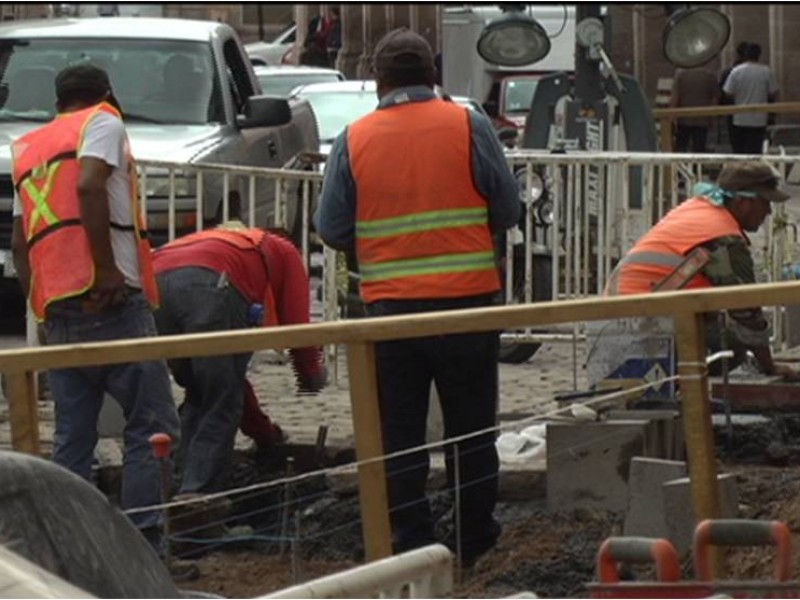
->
<box><xmin>606</xmin><ymin>196</ymin><xmax>745</xmax><ymax>295</ymax></box>
<box><xmin>348</xmin><ymin>99</ymin><xmax>500</xmax><ymax>304</ymax></box>
<box><xmin>12</xmin><ymin>101</ymin><xmax>158</xmax><ymax>321</ymax></box>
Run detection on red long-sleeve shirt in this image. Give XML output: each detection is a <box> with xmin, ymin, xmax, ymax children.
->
<box><xmin>152</xmin><ymin>232</ymin><xmax>323</xmax><ymax>381</ymax></box>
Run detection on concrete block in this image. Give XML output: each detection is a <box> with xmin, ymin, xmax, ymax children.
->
<box><xmin>623</xmin><ymin>457</ymin><xmax>687</xmax><ymax>538</ymax></box>
<box><xmin>662</xmin><ymin>473</ymin><xmax>739</xmax><ymax>556</ymax></box>
<box><xmin>606</xmin><ymin>410</ymin><xmax>684</xmax><ymax>461</ymax></box>
<box><xmin>546</xmin><ymin>420</ymin><xmax>649</xmax><ymax>512</ymax></box>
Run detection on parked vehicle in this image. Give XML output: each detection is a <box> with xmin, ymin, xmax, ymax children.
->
<box><xmin>0</xmin><ymin>17</ymin><xmax>320</xmax><ymax>284</ymax></box>
<box><xmin>294</xmin><ymin>80</ymin><xmax>378</xmax><ymax>155</ymax></box>
<box><xmin>255</xmin><ymin>65</ymin><xmax>344</xmax><ymax>98</ymax></box>
<box><xmin>295</xmin><ymin>80</ymin><xmax>494</xmax><ymax>155</ymax></box>
<box><xmin>245</xmin><ymin>23</ymin><xmax>296</xmax><ymax>66</ymax></box>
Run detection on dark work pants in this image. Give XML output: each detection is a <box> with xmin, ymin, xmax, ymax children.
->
<box><xmin>154</xmin><ymin>267</ymin><xmax>251</xmax><ymax>494</ymax></box>
<box><xmin>730</xmin><ymin>125</ymin><xmax>766</xmax><ymax>154</ymax></box>
<box><xmin>675</xmin><ymin>126</ymin><xmax>709</xmax><ymax>153</ymax></box>
<box><xmin>366</xmin><ymin>295</ymin><xmax>501</xmax><ymax>556</ymax></box>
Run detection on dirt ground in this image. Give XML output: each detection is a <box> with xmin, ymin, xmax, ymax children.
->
<box><xmin>179</xmin><ymin>418</ymin><xmax>800</xmax><ymax>599</ymax></box>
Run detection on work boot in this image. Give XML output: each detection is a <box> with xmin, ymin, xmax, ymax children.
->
<box><xmin>168</xmin><ymin>558</ymin><xmax>201</xmax><ymax>583</ymax></box>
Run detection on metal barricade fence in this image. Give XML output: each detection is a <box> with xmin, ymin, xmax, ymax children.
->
<box><xmin>136</xmin><ymin>159</ymin><xmax>324</xmax><ymax>268</ymax></box>
<box><xmin>135</xmin><ymin>152</ymin><xmax>800</xmax><ymax>358</ymax></box>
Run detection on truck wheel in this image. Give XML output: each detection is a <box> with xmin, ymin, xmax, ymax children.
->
<box><xmin>499</xmin><ymin>337</ymin><xmax>541</xmax><ymax>364</ymax></box>
<box><xmin>498</xmin><ymin>253</ymin><xmax>553</xmax><ymax>364</ymax></box>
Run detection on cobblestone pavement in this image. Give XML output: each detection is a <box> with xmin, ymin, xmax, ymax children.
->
<box><xmin>0</xmin><ymin>341</ymin><xmax>588</xmax><ymax>455</ymax></box>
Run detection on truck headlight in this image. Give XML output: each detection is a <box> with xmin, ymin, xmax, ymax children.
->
<box><xmin>144</xmin><ymin>171</ymin><xmax>197</xmax><ymax>198</ymax></box>
<box><xmin>516</xmin><ymin>170</ymin><xmax>544</xmax><ymax>204</ymax></box>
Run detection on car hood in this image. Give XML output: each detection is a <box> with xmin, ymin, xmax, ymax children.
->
<box><xmin>0</xmin><ymin>122</ymin><xmax>224</xmax><ymax>175</ymax></box>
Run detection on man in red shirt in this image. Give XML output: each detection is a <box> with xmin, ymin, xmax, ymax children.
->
<box><xmin>152</xmin><ymin>223</ymin><xmax>326</xmax><ymax>494</ymax></box>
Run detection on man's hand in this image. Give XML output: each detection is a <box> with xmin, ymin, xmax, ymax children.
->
<box><xmin>772</xmin><ymin>363</ymin><xmax>800</xmax><ymax>382</ymax></box>
<box><xmin>84</xmin><ymin>264</ymin><xmax>128</xmax><ymax>313</ymax></box>
<box><xmin>297</xmin><ymin>364</ymin><xmax>329</xmax><ymax>395</ymax></box>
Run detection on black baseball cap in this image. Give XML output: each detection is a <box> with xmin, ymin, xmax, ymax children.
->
<box><xmin>372</xmin><ymin>28</ymin><xmax>435</xmax><ymax>73</ymax></box>
<box><xmin>55</xmin><ymin>64</ymin><xmax>112</xmax><ymax>104</ymax></box>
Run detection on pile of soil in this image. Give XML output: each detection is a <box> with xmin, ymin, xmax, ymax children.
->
<box><xmin>179</xmin><ymin>420</ymin><xmax>800</xmax><ymax>598</ymax></box>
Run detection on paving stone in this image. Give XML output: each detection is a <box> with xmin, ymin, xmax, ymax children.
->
<box><xmin>546</xmin><ymin>420</ymin><xmax>650</xmax><ymax>513</ymax></box>
<box><xmin>623</xmin><ymin>457</ymin><xmax>687</xmax><ymax>538</ymax></box>
<box><xmin>662</xmin><ymin>473</ymin><xmax>739</xmax><ymax>556</ymax></box>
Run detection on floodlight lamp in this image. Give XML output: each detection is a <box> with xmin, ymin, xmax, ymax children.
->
<box><xmin>663</xmin><ymin>7</ymin><xmax>731</xmax><ymax>68</ymax></box>
<box><xmin>477</xmin><ymin>10</ymin><xmax>551</xmax><ymax>67</ymax></box>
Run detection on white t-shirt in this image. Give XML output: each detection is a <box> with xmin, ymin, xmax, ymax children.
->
<box><xmin>13</xmin><ymin>111</ymin><xmax>141</xmax><ymax>287</ymax></box>
<box><xmin>723</xmin><ymin>62</ymin><xmax>778</xmax><ymax>128</ymax></box>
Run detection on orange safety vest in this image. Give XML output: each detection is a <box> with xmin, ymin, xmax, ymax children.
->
<box><xmin>606</xmin><ymin>196</ymin><xmax>746</xmax><ymax>295</ymax></box>
<box><xmin>348</xmin><ymin>99</ymin><xmax>500</xmax><ymax>303</ymax></box>
<box><xmin>160</xmin><ymin>226</ymin><xmax>279</xmax><ymax>326</ymax></box>
<box><xmin>12</xmin><ymin>102</ymin><xmax>158</xmax><ymax>321</ymax></box>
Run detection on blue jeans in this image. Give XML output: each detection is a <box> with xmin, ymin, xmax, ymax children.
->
<box><xmin>44</xmin><ymin>293</ymin><xmax>180</xmax><ymax>540</ymax></box>
<box><xmin>153</xmin><ymin>267</ymin><xmax>250</xmax><ymax>494</ymax></box>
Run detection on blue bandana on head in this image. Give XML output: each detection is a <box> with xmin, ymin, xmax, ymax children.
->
<box><xmin>693</xmin><ymin>182</ymin><xmax>758</xmax><ymax>206</ymax></box>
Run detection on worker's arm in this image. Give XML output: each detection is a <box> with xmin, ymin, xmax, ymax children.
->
<box><xmin>768</xmin><ymin>70</ymin><xmax>779</xmax><ymax>103</ymax></box>
<box><xmin>315</xmin><ymin>131</ymin><xmax>356</xmax><ymax>253</ymax></box>
<box><xmin>79</xmin><ymin>156</ymin><xmax>127</xmax><ymax>311</ymax></box>
<box><xmin>10</xmin><ymin>215</ymin><xmax>30</xmax><ymax>298</ymax></box>
<box><xmin>264</xmin><ymin>235</ymin><xmax>327</xmax><ymax>393</ymax></box>
<box><xmin>469</xmin><ymin>110</ymin><xmax>521</xmax><ymax>233</ymax></box>
<box><xmin>78</xmin><ymin>113</ymin><xmax>129</xmax><ymax>311</ymax></box>
<box><xmin>702</xmin><ymin>237</ymin><xmax>797</xmax><ymax>378</ymax></box>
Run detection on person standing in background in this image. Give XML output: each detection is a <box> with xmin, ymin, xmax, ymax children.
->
<box><xmin>719</xmin><ymin>41</ymin><xmax>749</xmax><ymax>150</ymax></box>
<box><xmin>670</xmin><ymin>66</ymin><xmax>718</xmax><ymax>153</ymax></box>
<box><xmin>316</xmin><ymin>28</ymin><xmax>520</xmax><ymax>567</ymax></box>
<box><xmin>723</xmin><ymin>42</ymin><xmax>778</xmax><ymax>154</ymax></box>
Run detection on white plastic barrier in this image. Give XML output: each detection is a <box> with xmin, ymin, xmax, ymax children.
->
<box><xmin>261</xmin><ymin>544</ymin><xmax>453</xmax><ymax>599</ymax></box>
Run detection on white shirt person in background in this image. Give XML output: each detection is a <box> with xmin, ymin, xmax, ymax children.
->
<box><xmin>723</xmin><ymin>42</ymin><xmax>778</xmax><ymax>154</ymax></box>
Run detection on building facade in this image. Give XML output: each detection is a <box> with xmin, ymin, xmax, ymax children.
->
<box><xmin>0</xmin><ymin>3</ymin><xmax>796</xmax><ymax>114</ymax></box>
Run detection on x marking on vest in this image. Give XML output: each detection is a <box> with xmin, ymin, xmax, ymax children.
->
<box><xmin>23</xmin><ymin>161</ymin><xmax>62</xmax><ymax>240</ymax></box>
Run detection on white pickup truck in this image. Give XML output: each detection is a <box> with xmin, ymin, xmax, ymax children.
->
<box><xmin>0</xmin><ymin>17</ymin><xmax>320</xmax><ymax>288</ymax></box>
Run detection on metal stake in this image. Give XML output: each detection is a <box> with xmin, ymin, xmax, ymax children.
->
<box><xmin>280</xmin><ymin>457</ymin><xmax>295</xmax><ymax>558</ymax></box>
<box><xmin>453</xmin><ymin>444</ymin><xmax>463</xmax><ymax>584</ymax></box>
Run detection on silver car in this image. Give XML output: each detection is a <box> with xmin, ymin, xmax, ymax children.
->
<box><xmin>255</xmin><ymin>65</ymin><xmax>344</xmax><ymax>98</ymax></box>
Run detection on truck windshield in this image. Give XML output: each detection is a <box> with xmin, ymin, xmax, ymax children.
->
<box><xmin>504</xmin><ymin>78</ymin><xmax>539</xmax><ymax>114</ymax></box>
<box><xmin>0</xmin><ymin>39</ymin><xmax>222</xmax><ymax>125</ymax></box>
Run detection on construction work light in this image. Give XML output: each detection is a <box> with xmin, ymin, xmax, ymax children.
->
<box><xmin>663</xmin><ymin>6</ymin><xmax>731</xmax><ymax>68</ymax></box>
<box><xmin>476</xmin><ymin>9</ymin><xmax>551</xmax><ymax>67</ymax></box>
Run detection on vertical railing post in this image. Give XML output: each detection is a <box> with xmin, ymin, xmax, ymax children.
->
<box><xmin>674</xmin><ymin>311</ymin><xmax>721</xmax><ymax>576</ymax></box>
<box><xmin>346</xmin><ymin>341</ymin><xmax>392</xmax><ymax>561</ymax></box>
<box><xmin>6</xmin><ymin>370</ymin><xmax>40</xmax><ymax>455</ymax></box>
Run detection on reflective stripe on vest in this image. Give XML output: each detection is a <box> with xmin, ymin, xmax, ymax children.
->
<box><xmin>13</xmin><ymin>102</ymin><xmax>158</xmax><ymax>320</ymax></box>
<box><xmin>607</xmin><ymin>196</ymin><xmax>744</xmax><ymax>296</ymax></box>
<box><xmin>360</xmin><ymin>250</ymin><xmax>497</xmax><ymax>282</ymax></box>
<box><xmin>348</xmin><ymin>99</ymin><xmax>500</xmax><ymax>303</ymax></box>
<box><xmin>356</xmin><ymin>207</ymin><xmax>490</xmax><ymax>239</ymax></box>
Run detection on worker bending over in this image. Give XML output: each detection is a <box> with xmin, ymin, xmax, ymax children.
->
<box><xmin>152</xmin><ymin>223</ymin><xmax>327</xmax><ymax>494</ymax></box>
